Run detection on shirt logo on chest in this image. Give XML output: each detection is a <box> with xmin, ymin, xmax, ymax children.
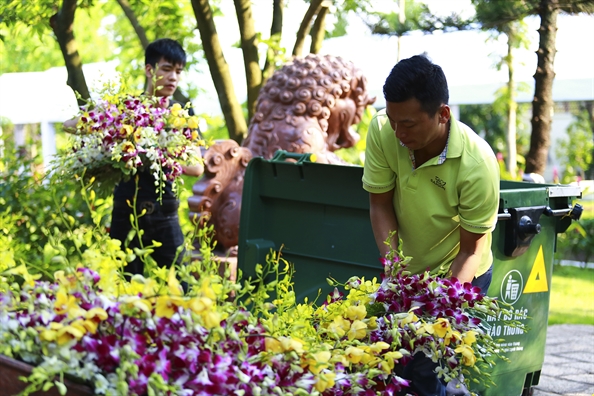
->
<box><xmin>431</xmin><ymin>176</ymin><xmax>446</xmax><ymax>190</ymax></box>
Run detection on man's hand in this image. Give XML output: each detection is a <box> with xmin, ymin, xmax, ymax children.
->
<box><xmin>369</xmin><ymin>190</ymin><xmax>399</xmax><ymax>257</ymax></box>
<box><xmin>63</xmin><ymin>117</ymin><xmax>80</xmax><ymax>133</ymax></box>
<box><xmin>182</xmin><ymin>164</ymin><xmax>204</xmax><ymax>177</ymax></box>
<box><xmin>449</xmin><ymin>227</ymin><xmax>489</xmax><ymax>283</ymax></box>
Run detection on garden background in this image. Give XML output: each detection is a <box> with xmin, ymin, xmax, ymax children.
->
<box><xmin>1</xmin><ymin>0</ymin><xmax>593</xmax><ymax>326</ymax></box>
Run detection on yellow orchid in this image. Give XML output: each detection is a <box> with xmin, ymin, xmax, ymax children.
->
<box><xmin>54</xmin><ymin>270</ymin><xmax>77</xmax><ymax>289</ymax></box>
<box><xmin>86</xmin><ymin>307</ymin><xmax>108</xmax><ymax>321</ymax></box>
<box><xmin>54</xmin><ymin>290</ymin><xmax>86</xmax><ymax>318</ymax></box>
<box><xmin>327</xmin><ymin>316</ymin><xmax>350</xmax><ymax>339</ymax></box>
<box><xmin>56</xmin><ymin>324</ymin><xmax>86</xmax><ymax>345</ymax></box>
<box><xmin>314</xmin><ymin>372</ymin><xmax>336</xmax><ymax>393</ymax></box>
<box><xmin>444</xmin><ymin>329</ymin><xmax>462</xmax><ymax>346</ymax></box>
<box><xmin>202</xmin><ymin>310</ymin><xmax>221</xmax><ymax>329</ymax></box>
<box><xmin>462</xmin><ymin>330</ymin><xmax>477</xmax><ymax>346</ymax></box>
<box><xmin>381</xmin><ymin>350</ymin><xmax>404</xmax><ymax>373</ymax></box>
<box><xmin>121</xmin><ymin>141</ymin><xmax>136</xmax><ymax>153</ymax></box>
<box><xmin>306</xmin><ymin>350</ymin><xmax>332</xmax><ymax>375</ymax></box>
<box><xmin>365</xmin><ymin>341</ymin><xmax>390</xmax><ymax>354</ymax></box>
<box><xmin>170</xmin><ymin>103</ymin><xmax>183</xmax><ymax>117</ymax></box>
<box><xmin>173</xmin><ymin>117</ymin><xmax>186</xmax><ymax>128</ymax></box>
<box><xmin>38</xmin><ymin>322</ymin><xmax>64</xmax><ymax>342</ymax></box>
<box><xmin>345</xmin><ymin>304</ymin><xmax>367</xmax><ymax>321</ymax></box>
<box><xmin>167</xmin><ymin>266</ymin><xmax>184</xmax><ymax>296</ymax></box>
<box><xmin>155</xmin><ymin>295</ymin><xmax>186</xmax><ymax>318</ymax></box>
<box><xmin>432</xmin><ymin>318</ymin><xmax>451</xmax><ymax>338</ymax></box>
<box><xmin>120</xmin><ymin>124</ymin><xmax>134</xmax><ymax>136</ymax></box>
<box><xmin>399</xmin><ymin>311</ymin><xmax>418</xmax><ymax>327</ymax></box>
<box><xmin>265</xmin><ymin>337</ymin><xmax>284</xmax><ymax>354</ymax></box>
<box><xmin>5</xmin><ymin>264</ymin><xmax>40</xmax><ymax>287</ymax></box>
<box><xmin>347</xmin><ymin>320</ymin><xmax>367</xmax><ymax>341</ymax></box>
<box><xmin>367</xmin><ymin>316</ymin><xmax>378</xmax><ymax>329</ymax></box>
<box><xmin>187</xmin><ymin>116</ymin><xmax>199</xmax><ymax>130</ymax></box>
<box><xmin>280</xmin><ymin>336</ymin><xmax>304</xmax><ymax>354</ymax></box>
<box><xmin>199</xmin><ymin>276</ymin><xmax>218</xmax><ymax>300</ymax></box>
<box><xmin>121</xmin><ymin>295</ymin><xmax>153</xmax><ymax>314</ymax></box>
<box><xmin>455</xmin><ymin>343</ymin><xmax>477</xmax><ymax>366</ymax></box>
<box><xmin>344</xmin><ymin>346</ymin><xmax>366</xmax><ymax>364</ymax></box>
<box><xmin>187</xmin><ymin>296</ymin><xmax>213</xmax><ymax>315</ymax></box>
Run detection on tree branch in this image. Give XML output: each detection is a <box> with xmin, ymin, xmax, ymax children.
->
<box><xmin>234</xmin><ymin>0</ymin><xmax>262</xmax><ymax>121</ymax></box>
<box><xmin>50</xmin><ymin>0</ymin><xmax>89</xmax><ymax>105</ymax></box>
<box><xmin>263</xmin><ymin>0</ymin><xmax>284</xmax><ymax>81</ymax></box>
<box><xmin>309</xmin><ymin>4</ymin><xmax>328</xmax><ymax>54</ymax></box>
<box><xmin>292</xmin><ymin>0</ymin><xmax>323</xmax><ymax>57</ymax></box>
<box><xmin>116</xmin><ymin>0</ymin><xmax>149</xmax><ymax>49</ymax></box>
<box><xmin>191</xmin><ymin>0</ymin><xmax>248</xmax><ymax>143</ymax></box>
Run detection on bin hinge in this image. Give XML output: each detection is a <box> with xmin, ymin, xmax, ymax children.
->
<box><xmin>504</xmin><ymin>206</ymin><xmax>546</xmax><ymax>257</ymax></box>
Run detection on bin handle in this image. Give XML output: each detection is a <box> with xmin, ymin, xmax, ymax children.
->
<box><xmin>271</xmin><ymin>150</ymin><xmax>317</xmax><ymax>164</ymax></box>
<box><xmin>543</xmin><ymin>203</ymin><xmax>583</xmax><ymax>220</ymax></box>
<box><xmin>497</xmin><ymin>211</ymin><xmax>511</xmax><ymax>221</ymax></box>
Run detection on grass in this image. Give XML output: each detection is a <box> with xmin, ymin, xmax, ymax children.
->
<box><xmin>548</xmin><ymin>265</ymin><xmax>594</xmax><ymax>325</ymax></box>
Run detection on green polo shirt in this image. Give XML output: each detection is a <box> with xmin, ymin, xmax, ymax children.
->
<box><xmin>362</xmin><ymin>109</ymin><xmax>499</xmax><ymax>277</ymax></box>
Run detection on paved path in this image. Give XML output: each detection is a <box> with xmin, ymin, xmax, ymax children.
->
<box><xmin>532</xmin><ymin>324</ymin><xmax>594</xmax><ymax>396</ymax></box>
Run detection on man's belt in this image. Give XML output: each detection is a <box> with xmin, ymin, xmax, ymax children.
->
<box><xmin>113</xmin><ymin>199</ymin><xmax>179</xmax><ymax>215</ymax></box>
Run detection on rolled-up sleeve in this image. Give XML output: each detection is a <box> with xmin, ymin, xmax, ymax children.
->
<box><xmin>362</xmin><ymin>113</ymin><xmax>395</xmax><ymax>194</ymax></box>
<box><xmin>458</xmin><ymin>155</ymin><xmax>500</xmax><ymax>234</ymax></box>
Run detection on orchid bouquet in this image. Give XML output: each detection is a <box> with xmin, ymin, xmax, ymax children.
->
<box><xmin>55</xmin><ymin>85</ymin><xmax>204</xmax><ymax>199</ymax></box>
<box><xmin>0</xmin><ymin>237</ymin><xmax>520</xmax><ymax>396</ymax></box>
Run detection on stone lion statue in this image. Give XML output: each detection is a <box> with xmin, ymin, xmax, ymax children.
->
<box><xmin>188</xmin><ymin>54</ymin><xmax>376</xmax><ymax>254</ymax></box>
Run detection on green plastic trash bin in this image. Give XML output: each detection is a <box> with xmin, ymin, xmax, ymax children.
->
<box><xmin>237</xmin><ymin>152</ymin><xmax>582</xmax><ymax>396</ymax></box>
<box><xmin>474</xmin><ymin>181</ymin><xmax>582</xmax><ymax>396</ymax></box>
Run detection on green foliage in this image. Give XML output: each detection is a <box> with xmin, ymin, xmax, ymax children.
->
<box><xmin>0</xmin><ymin>145</ymin><xmax>111</xmax><ymax>274</ymax></box>
<box><xmin>334</xmin><ymin>106</ymin><xmax>377</xmax><ymax>165</ymax></box>
<box><xmin>364</xmin><ymin>0</ymin><xmax>431</xmax><ymax>37</ymax></box>
<box><xmin>0</xmin><ymin>2</ymin><xmax>118</xmax><ymax>74</ymax></box>
<box><xmin>459</xmin><ymin>102</ymin><xmax>530</xmax><ymax>179</ymax></box>
<box><xmin>555</xmin><ymin>217</ymin><xmax>594</xmax><ymax>266</ymax></box>
<box><xmin>549</xmin><ymin>265</ymin><xmax>594</xmax><ymax>325</ymax></box>
<box><xmin>101</xmin><ymin>0</ymin><xmax>201</xmax><ymax>96</ymax></box>
<box><xmin>556</xmin><ymin>108</ymin><xmax>594</xmax><ymax>183</ymax></box>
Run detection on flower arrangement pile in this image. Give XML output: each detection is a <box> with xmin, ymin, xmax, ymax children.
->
<box><xmin>0</xmin><ymin>241</ymin><xmax>520</xmax><ymax>396</ymax></box>
<box><xmin>55</xmin><ymin>85</ymin><xmax>204</xmax><ymax>199</ymax></box>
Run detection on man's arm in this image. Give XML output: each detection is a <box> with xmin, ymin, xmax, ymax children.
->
<box><xmin>448</xmin><ymin>227</ymin><xmax>490</xmax><ymax>283</ymax></box>
<box><xmin>369</xmin><ymin>190</ymin><xmax>399</xmax><ymax>257</ymax></box>
<box><xmin>181</xmin><ymin>146</ymin><xmax>204</xmax><ymax>177</ymax></box>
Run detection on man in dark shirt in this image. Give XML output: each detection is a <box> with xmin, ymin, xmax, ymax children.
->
<box><xmin>65</xmin><ymin>38</ymin><xmax>203</xmax><ymax>276</ymax></box>
<box><xmin>109</xmin><ymin>38</ymin><xmax>203</xmax><ymax>276</ymax></box>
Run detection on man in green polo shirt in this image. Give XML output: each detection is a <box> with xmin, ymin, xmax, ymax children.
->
<box><xmin>362</xmin><ymin>55</ymin><xmax>499</xmax><ymax>395</ymax></box>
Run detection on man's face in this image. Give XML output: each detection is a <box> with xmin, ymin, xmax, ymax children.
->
<box><xmin>145</xmin><ymin>59</ymin><xmax>184</xmax><ymax>97</ymax></box>
<box><xmin>385</xmin><ymin>98</ymin><xmax>449</xmax><ymax>151</ymax></box>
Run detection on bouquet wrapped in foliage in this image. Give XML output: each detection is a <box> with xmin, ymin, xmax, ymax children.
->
<box><xmin>55</xmin><ymin>87</ymin><xmax>204</xmax><ymax>199</ymax></box>
<box><xmin>0</xmin><ymin>235</ymin><xmax>521</xmax><ymax>396</ymax></box>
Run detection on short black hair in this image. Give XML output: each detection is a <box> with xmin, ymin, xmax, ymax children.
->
<box><xmin>145</xmin><ymin>38</ymin><xmax>187</xmax><ymax>68</ymax></box>
<box><xmin>383</xmin><ymin>54</ymin><xmax>449</xmax><ymax>116</ymax></box>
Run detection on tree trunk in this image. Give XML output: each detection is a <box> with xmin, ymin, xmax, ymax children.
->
<box><xmin>263</xmin><ymin>0</ymin><xmax>284</xmax><ymax>81</ymax></box>
<box><xmin>584</xmin><ymin>101</ymin><xmax>594</xmax><ymax>179</ymax></box>
<box><xmin>506</xmin><ymin>30</ymin><xmax>518</xmax><ymax>179</ymax></box>
<box><xmin>397</xmin><ymin>0</ymin><xmax>406</xmax><ymax>61</ymax></box>
<box><xmin>234</xmin><ymin>0</ymin><xmax>262</xmax><ymax>122</ymax></box>
<box><xmin>525</xmin><ymin>0</ymin><xmax>558</xmax><ymax>176</ymax></box>
<box><xmin>292</xmin><ymin>0</ymin><xmax>323</xmax><ymax>56</ymax></box>
<box><xmin>50</xmin><ymin>0</ymin><xmax>89</xmax><ymax>106</ymax></box>
<box><xmin>191</xmin><ymin>0</ymin><xmax>248</xmax><ymax>143</ymax></box>
<box><xmin>309</xmin><ymin>5</ymin><xmax>328</xmax><ymax>54</ymax></box>
<box><xmin>116</xmin><ymin>0</ymin><xmax>149</xmax><ymax>49</ymax></box>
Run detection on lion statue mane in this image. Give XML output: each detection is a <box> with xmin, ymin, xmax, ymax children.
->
<box><xmin>188</xmin><ymin>54</ymin><xmax>376</xmax><ymax>254</ymax></box>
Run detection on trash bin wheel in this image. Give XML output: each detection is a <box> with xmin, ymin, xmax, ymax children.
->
<box><xmin>521</xmin><ymin>386</ymin><xmax>534</xmax><ymax>396</ymax></box>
